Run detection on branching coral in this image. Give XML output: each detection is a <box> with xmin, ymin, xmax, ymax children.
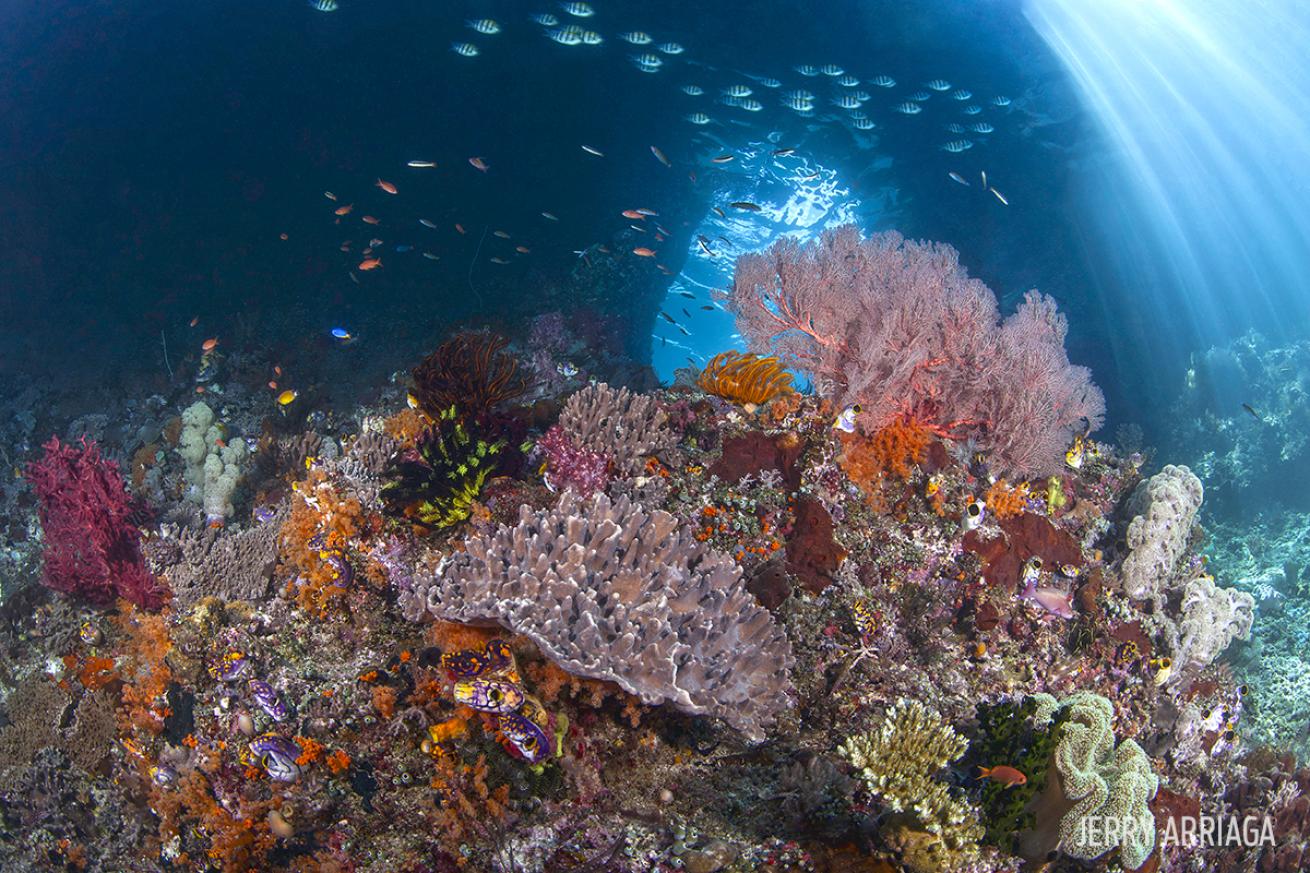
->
<box><xmin>557</xmin><ymin>381</ymin><xmax>674</xmax><ymax>475</ymax></box>
<box><xmin>725</xmin><ymin>225</ymin><xmax>1105</xmax><ymax>474</ymax></box>
<box><xmin>697</xmin><ymin>350</ymin><xmax>796</xmax><ymax>407</ymax></box>
<box><xmin>25</xmin><ymin>436</ymin><xmax>167</xmax><ymax>609</ymax></box>
<box><xmin>839</xmin><ymin>699</ymin><xmax>984</xmax><ymax>872</ymax></box>
<box><xmin>1027</xmin><ymin>691</ymin><xmax>1160</xmax><ymax>869</ymax></box>
<box><xmin>411</xmin><ymin>331</ymin><xmax>529</xmax><ymax>421</ymax></box>
<box><xmin>414</xmin><ymin>491</ymin><xmax>794</xmax><ymax>741</ymax></box>
<box><xmin>380</xmin><ymin>406</ymin><xmax>506</xmax><ymax>530</ymax></box>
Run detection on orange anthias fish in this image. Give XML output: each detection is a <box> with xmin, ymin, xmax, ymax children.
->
<box><xmin>455</xmin><ymin>223</ymin><xmax>467</xmax><ymax>234</ymax></box>
<box><xmin>201</xmin><ymin>337</ymin><xmax>219</xmax><ymax>351</ymax></box>
<box><xmin>362</xmin><ymin>215</ymin><xmax>381</xmax><ymax>225</ymax></box>
<box><xmin>469</xmin><ymin>156</ymin><xmax>490</xmax><ymax>172</ymax></box>
<box><xmin>334</xmin><ymin>204</ymin><xmax>353</xmax><ymax>216</ymax></box>
<box><xmin>978</xmin><ymin>765</ymin><xmax>1027</xmax><ymax>788</ymax></box>
<box><xmin>376</xmin><ymin>179</ymin><xmax>398</xmax><ymax>194</ymax></box>
<box><xmin>358</xmin><ymin>257</ymin><xmax>382</xmax><ymax>271</ymax></box>
<box><xmin>632</xmin><ymin>247</ymin><xmax>656</xmax><ymax>257</ymax></box>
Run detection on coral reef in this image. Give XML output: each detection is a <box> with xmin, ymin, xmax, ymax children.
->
<box><xmin>415</xmin><ymin>491</ymin><xmax>794</xmax><ymax>741</ymax></box>
<box><xmin>725</xmin><ymin>225</ymin><xmax>1105</xmax><ymax>475</ymax></box>
<box><xmin>1</xmin><ymin>254</ymin><xmax>1296</xmax><ymax>872</ymax></box>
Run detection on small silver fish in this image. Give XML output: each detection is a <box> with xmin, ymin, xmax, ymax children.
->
<box><xmin>467</xmin><ymin>19</ymin><xmax>500</xmax><ymax>35</ymax></box>
<box><xmin>949</xmin><ymin>171</ymin><xmax>969</xmax><ymax>186</ymax></box>
<box><xmin>560</xmin><ymin>1</ymin><xmax>593</xmax><ymax>17</ymax></box>
<box><xmin>451</xmin><ymin>42</ymin><xmax>479</xmax><ymax>57</ymax></box>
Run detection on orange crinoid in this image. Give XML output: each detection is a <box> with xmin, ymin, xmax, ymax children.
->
<box><xmin>697</xmin><ymin>350</ymin><xmax>796</xmax><ymax>406</ymax></box>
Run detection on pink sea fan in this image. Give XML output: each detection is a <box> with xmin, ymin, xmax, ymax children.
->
<box><xmin>25</xmin><ymin>436</ymin><xmax>167</xmax><ymax>610</ymax></box>
<box><xmin>724</xmin><ymin>225</ymin><xmax>1105</xmax><ymax>474</ymax></box>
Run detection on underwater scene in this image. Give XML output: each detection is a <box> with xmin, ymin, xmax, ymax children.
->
<box><xmin>2</xmin><ymin>0</ymin><xmax>1310</xmax><ymax>870</ymax></box>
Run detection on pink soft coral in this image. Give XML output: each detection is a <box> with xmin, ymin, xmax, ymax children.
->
<box><xmin>725</xmin><ymin>226</ymin><xmax>1104</xmax><ymax>474</ymax></box>
<box><xmin>25</xmin><ymin>436</ymin><xmax>167</xmax><ymax>609</ymax></box>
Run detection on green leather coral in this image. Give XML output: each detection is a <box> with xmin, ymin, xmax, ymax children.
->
<box><xmin>1030</xmin><ymin>692</ymin><xmax>1160</xmax><ymax>869</ymax></box>
<box><xmin>839</xmin><ymin>699</ymin><xmax>983</xmax><ymax>872</ymax></box>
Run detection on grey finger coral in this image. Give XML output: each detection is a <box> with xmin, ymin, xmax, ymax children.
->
<box><xmin>420</xmin><ymin>491</ymin><xmax>794</xmax><ymax>741</ymax></box>
<box><xmin>557</xmin><ymin>381</ymin><xmax>674</xmax><ymax>474</ymax></box>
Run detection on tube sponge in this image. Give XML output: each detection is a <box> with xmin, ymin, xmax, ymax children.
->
<box><xmin>1030</xmin><ymin>691</ymin><xmax>1160</xmax><ymax>869</ymax></box>
<box><xmin>1120</xmin><ymin>464</ymin><xmax>1204</xmax><ymax>600</ymax></box>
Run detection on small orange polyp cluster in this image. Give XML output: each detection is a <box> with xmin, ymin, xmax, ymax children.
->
<box><xmin>839</xmin><ymin>416</ymin><xmax>935</xmax><ymax>509</ymax></box>
<box><xmin>697</xmin><ymin>351</ymin><xmax>796</xmax><ymax>407</ymax></box>
<box><xmin>983</xmin><ymin>478</ymin><xmax>1029</xmax><ymax>520</ymax></box>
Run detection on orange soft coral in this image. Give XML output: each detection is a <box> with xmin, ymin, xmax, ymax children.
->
<box><xmin>839</xmin><ymin>416</ymin><xmax>934</xmax><ymax>509</ymax></box>
<box><xmin>697</xmin><ymin>350</ymin><xmax>796</xmax><ymax>407</ymax></box>
<box><xmin>984</xmin><ymin>478</ymin><xmax>1029</xmax><ymax>520</ymax></box>
<box><xmin>113</xmin><ymin>603</ymin><xmax>174</xmax><ymax>736</ymax></box>
<box><xmin>278</xmin><ymin>469</ymin><xmax>369</xmax><ymax>618</ymax></box>
<box><xmin>383</xmin><ymin>408</ymin><xmax>428</xmax><ymax>447</ymax></box>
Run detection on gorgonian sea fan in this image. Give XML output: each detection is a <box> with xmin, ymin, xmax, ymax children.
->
<box><xmin>723</xmin><ymin>225</ymin><xmax>1105</xmax><ymax>475</ymax></box>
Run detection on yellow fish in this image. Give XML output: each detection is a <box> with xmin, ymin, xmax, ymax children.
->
<box><xmin>277</xmin><ymin>389</ymin><xmax>299</xmax><ymax>406</ymax></box>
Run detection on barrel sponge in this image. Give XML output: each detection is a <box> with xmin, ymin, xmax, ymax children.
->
<box><xmin>1031</xmin><ymin>691</ymin><xmax>1160</xmax><ymax>869</ymax></box>
<box><xmin>1121</xmin><ymin>465</ymin><xmax>1204</xmax><ymax>600</ymax></box>
<box><xmin>419</xmin><ymin>491</ymin><xmax>794</xmax><ymax>741</ymax></box>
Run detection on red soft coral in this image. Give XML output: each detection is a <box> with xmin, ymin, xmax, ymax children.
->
<box><xmin>25</xmin><ymin>436</ymin><xmax>167</xmax><ymax>609</ymax></box>
<box><xmin>725</xmin><ymin>226</ymin><xmax>1105</xmax><ymax>475</ymax></box>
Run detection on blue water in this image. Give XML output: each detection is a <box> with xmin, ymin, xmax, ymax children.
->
<box><xmin>2</xmin><ymin>0</ymin><xmax>1308</xmax><ymax>489</ymax></box>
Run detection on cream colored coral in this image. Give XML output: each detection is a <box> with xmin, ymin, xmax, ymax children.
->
<box><xmin>839</xmin><ymin>700</ymin><xmax>983</xmax><ymax>872</ymax></box>
<box><xmin>1030</xmin><ymin>691</ymin><xmax>1160</xmax><ymax>869</ymax></box>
